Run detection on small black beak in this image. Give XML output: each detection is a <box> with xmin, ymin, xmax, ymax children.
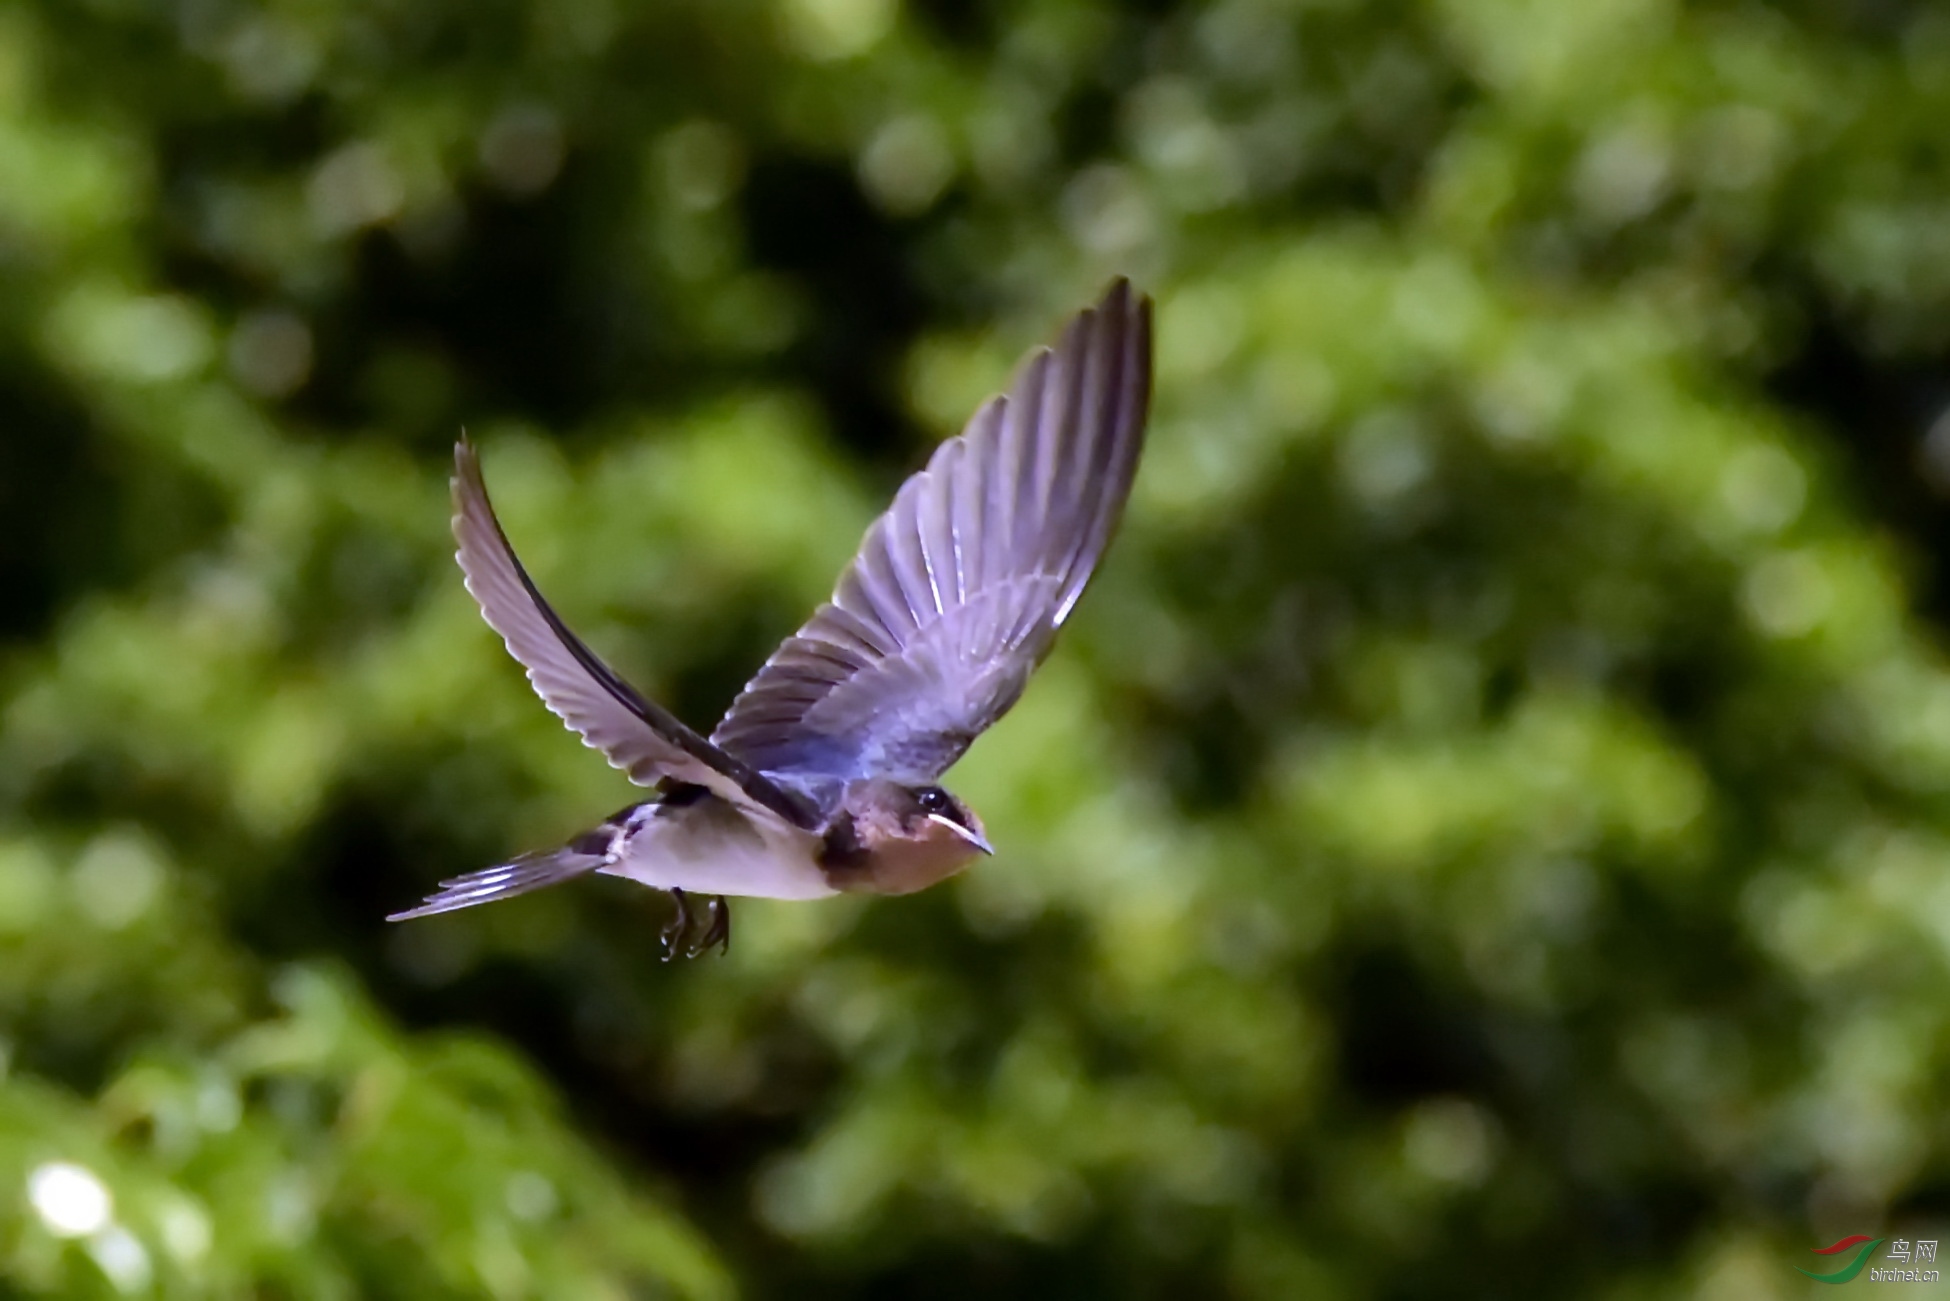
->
<box><xmin>927</xmin><ymin>813</ymin><xmax>993</xmax><ymax>856</ymax></box>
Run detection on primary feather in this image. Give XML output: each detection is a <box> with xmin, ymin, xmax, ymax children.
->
<box><xmin>451</xmin><ymin>441</ymin><xmax>818</xmax><ymax>829</ymax></box>
<box><xmin>712</xmin><ymin>278</ymin><xmax>1154</xmax><ymax>782</ymax></box>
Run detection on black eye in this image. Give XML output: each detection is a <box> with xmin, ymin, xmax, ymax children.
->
<box><xmin>915</xmin><ymin>787</ymin><xmax>952</xmax><ymax>817</ymax></box>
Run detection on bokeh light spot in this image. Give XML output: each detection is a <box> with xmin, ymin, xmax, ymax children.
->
<box><xmin>28</xmin><ymin>1162</ymin><xmax>111</xmax><ymax>1238</ymax></box>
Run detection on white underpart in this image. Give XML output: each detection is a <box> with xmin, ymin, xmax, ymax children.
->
<box><xmin>597</xmin><ymin>800</ymin><xmax>836</xmax><ymax>901</ymax></box>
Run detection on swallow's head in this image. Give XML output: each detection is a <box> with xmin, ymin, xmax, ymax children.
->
<box><xmin>838</xmin><ymin>780</ymin><xmax>992</xmax><ymax>894</ymax></box>
<box><xmin>903</xmin><ymin>784</ymin><xmax>991</xmax><ymax>856</ymax></box>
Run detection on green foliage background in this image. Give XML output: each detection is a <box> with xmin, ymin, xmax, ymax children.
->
<box><xmin>5</xmin><ymin>0</ymin><xmax>1950</xmax><ymax>1295</ymax></box>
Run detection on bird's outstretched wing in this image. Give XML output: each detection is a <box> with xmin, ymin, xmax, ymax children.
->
<box><xmin>711</xmin><ymin>278</ymin><xmax>1153</xmax><ymax>783</ymax></box>
<box><xmin>452</xmin><ymin>441</ymin><xmax>818</xmax><ymax>830</ymax></box>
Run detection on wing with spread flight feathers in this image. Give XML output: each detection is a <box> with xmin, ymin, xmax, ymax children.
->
<box><xmin>711</xmin><ymin>278</ymin><xmax>1153</xmax><ymax>782</ymax></box>
<box><xmin>451</xmin><ymin>441</ymin><xmax>818</xmax><ymax>830</ymax></box>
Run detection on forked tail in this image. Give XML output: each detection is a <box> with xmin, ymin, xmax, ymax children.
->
<box><xmin>387</xmin><ymin>847</ymin><xmax>605</xmax><ymax>921</ymax></box>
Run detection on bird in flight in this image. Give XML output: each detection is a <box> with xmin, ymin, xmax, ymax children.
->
<box><xmin>390</xmin><ymin>279</ymin><xmax>1154</xmax><ymax>956</ymax></box>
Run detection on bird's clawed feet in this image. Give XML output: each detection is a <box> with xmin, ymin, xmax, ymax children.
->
<box><xmin>660</xmin><ymin>889</ymin><xmax>732</xmax><ymax>960</ymax></box>
<box><xmin>698</xmin><ymin>894</ymin><xmax>732</xmax><ymax>955</ymax></box>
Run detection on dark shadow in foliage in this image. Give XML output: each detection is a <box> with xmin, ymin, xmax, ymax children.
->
<box><xmin>741</xmin><ymin>155</ymin><xmax>930</xmax><ymax>473</ymax></box>
<box><xmin>1767</xmin><ymin>297</ymin><xmax>1950</xmax><ymax>624</ymax></box>
<box><xmin>0</xmin><ymin>356</ymin><xmax>226</xmax><ymax>645</ymax></box>
<box><xmin>300</xmin><ymin>159</ymin><xmax>666</xmax><ymax>446</ymax></box>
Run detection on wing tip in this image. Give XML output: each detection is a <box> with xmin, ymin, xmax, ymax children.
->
<box><xmin>1092</xmin><ymin>274</ymin><xmax>1148</xmax><ymax>316</ymax></box>
<box><xmin>452</xmin><ymin>435</ymin><xmax>485</xmax><ymax>503</ymax></box>
<box><xmin>453</xmin><ymin>431</ymin><xmax>481</xmax><ymax>485</ymax></box>
<box><xmin>965</xmin><ymin>279</ymin><xmax>1149</xmax><ymax>440</ymax></box>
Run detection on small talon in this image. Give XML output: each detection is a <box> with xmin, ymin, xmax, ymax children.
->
<box><xmin>695</xmin><ymin>895</ymin><xmax>732</xmax><ymax>957</ymax></box>
<box><xmin>660</xmin><ymin>888</ymin><xmax>691</xmax><ymax>962</ymax></box>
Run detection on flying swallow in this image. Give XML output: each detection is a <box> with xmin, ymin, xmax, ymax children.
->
<box><xmin>390</xmin><ymin>279</ymin><xmax>1154</xmax><ymax>956</ymax></box>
